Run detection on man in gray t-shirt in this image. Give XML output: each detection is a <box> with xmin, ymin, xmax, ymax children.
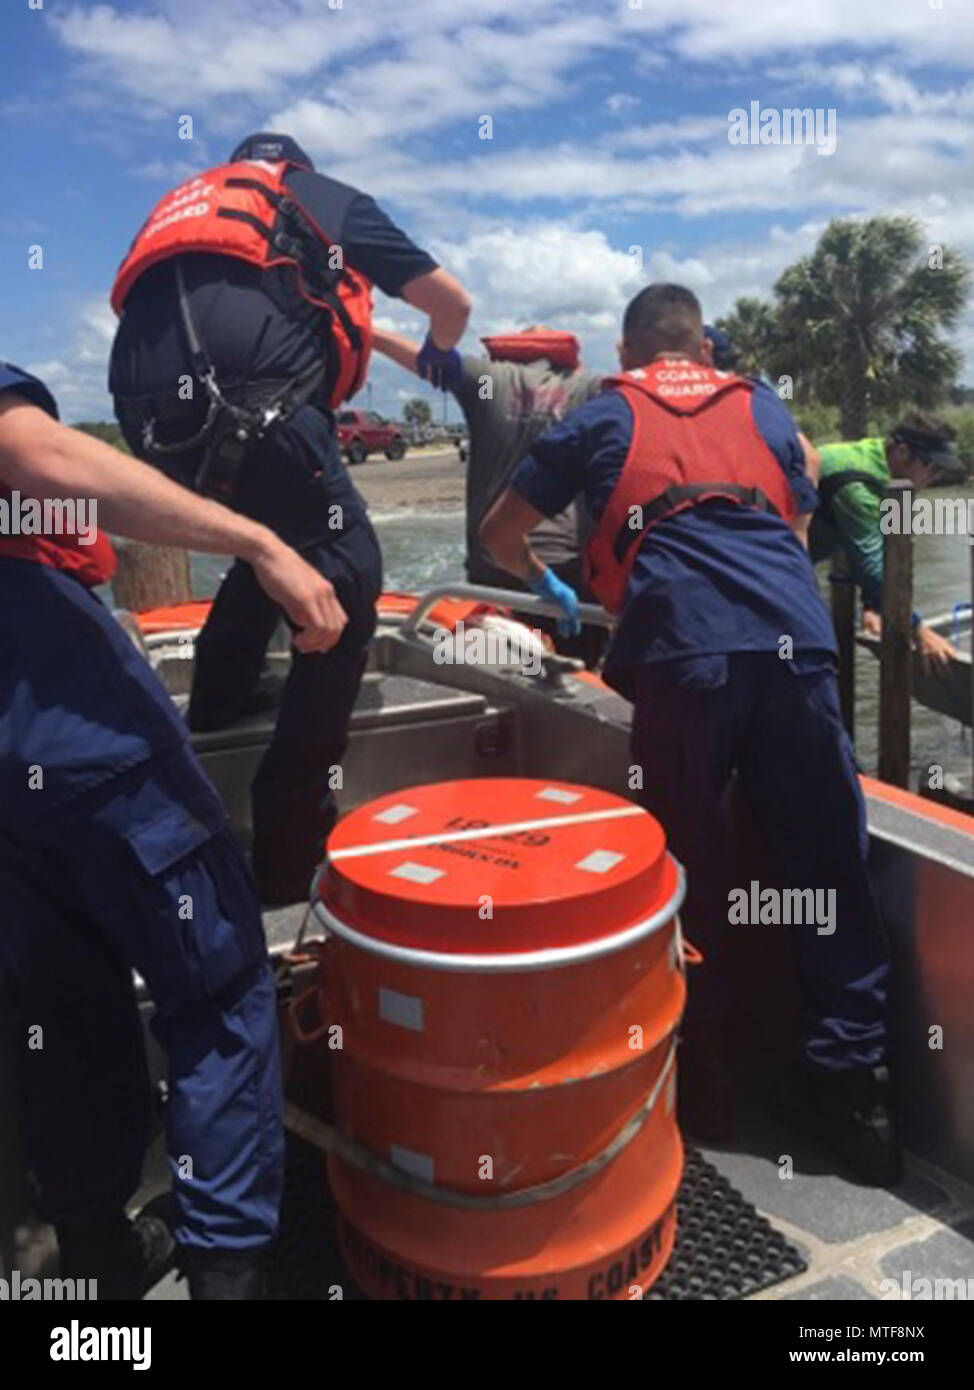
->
<box><xmin>455</xmin><ymin>347</ymin><xmax>601</xmax><ymax>588</ymax></box>
<box><xmin>373</xmin><ymin>326</ymin><xmax>606</xmax><ymax>662</ymax></box>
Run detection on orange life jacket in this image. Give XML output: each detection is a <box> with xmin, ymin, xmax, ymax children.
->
<box><xmin>111</xmin><ymin>160</ymin><xmax>373</xmax><ymax>408</ymax></box>
<box><xmin>585</xmin><ymin>360</ymin><xmax>798</xmax><ymax>614</ymax></box>
<box><xmin>0</xmin><ymin>487</ymin><xmax>117</xmax><ymax>587</ymax></box>
<box><xmin>481</xmin><ymin>331</ymin><xmax>580</xmax><ymax>371</ymax></box>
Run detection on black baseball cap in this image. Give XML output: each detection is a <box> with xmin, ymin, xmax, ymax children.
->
<box><xmin>230</xmin><ymin>132</ymin><xmax>314</xmax><ymax>169</ymax></box>
<box><xmin>892</xmin><ymin>417</ymin><xmax>967</xmax><ymax>484</ymax></box>
<box><xmin>704</xmin><ymin>324</ymin><xmax>738</xmax><ymax>371</ymax></box>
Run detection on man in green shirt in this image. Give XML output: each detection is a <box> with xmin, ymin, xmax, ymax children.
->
<box><xmin>810</xmin><ymin>415</ymin><xmax>967</xmax><ymax>671</ymax></box>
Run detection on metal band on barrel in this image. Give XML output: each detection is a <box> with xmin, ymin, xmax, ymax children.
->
<box><xmin>284</xmin><ymin>1037</ymin><xmax>679</xmax><ymax>1211</ymax></box>
<box><xmin>309</xmin><ymin>859</ymin><xmax>687</xmax><ymax>974</ymax></box>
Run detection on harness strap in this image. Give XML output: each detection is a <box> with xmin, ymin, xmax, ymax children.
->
<box><xmin>217</xmin><ymin>206</ymin><xmax>295</xmax><ymax>253</ymax></box>
<box><xmin>612</xmin><ymin>482</ymin><xmax>778</xmax><ymax>562</ymax></box>
<box><xmin>134</xmin><ymin>262</ymin><xmax>327</xmax><ymax>497</ymax></box>
<box><xmin>175</xmin><ymin>258</ymin><xmax>216</xmax><ymax>388</ymax></box>
<box><xmin>224</xmin><ymin>176</ymin><xmax>285</xmax><ymax>203</ymax></box>
<box><xmin>217</xmin><ymin>206</ymin><xmax>363</xmax><ymax>355</ymax></box>
<box><xmin>283</xmin><ymin>1040</ymin><xmax>678</xmax><ymax>1211</ymax></box>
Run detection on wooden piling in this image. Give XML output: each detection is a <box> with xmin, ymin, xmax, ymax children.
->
<box><xmin>111</xmin><ymin>541</ymin><xmax>193</xmax><ymax>613</ymax></box>
<box><xmin>878</xmin><ymin>480</ymin><xmax>913</xmax><ymax>789</ymax></box>
<box><xmin>829</xmin><ymin>550</ymin><xmax>856</xmax><ymax>737</ymax></box>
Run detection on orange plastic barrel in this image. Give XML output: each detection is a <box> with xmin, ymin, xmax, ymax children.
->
<box><xmin>312</xmin><ymin>778</ymin><xmax>687</xmax><ymax>1301</ymax></box>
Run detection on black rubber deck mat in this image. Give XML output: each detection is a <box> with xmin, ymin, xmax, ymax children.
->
<box><xmin>645</xmin><ymin>1146</ymin><xmax>806</xmax><ymax>1299</ymax></box>
<box><xmin>266</xmin><ymin>1136</ymin><xmax>806</xmax><ymax>1302</ymax></box>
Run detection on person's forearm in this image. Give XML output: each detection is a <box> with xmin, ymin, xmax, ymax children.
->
<box><xmin>844</xmin><ymin>534</ymin><xmax>884</xmax><ymax>614</ymax></box>
<box><xmin>1</xmin><ymin>409</ymin><xmax>278</xmax><ymax>564</ymax></box>
<box><xmin>481</xmin><ymin>527</ymin><xmax>546</xmax><ymax>585</ymax></box>
<box><xmin>401</xmin><ymin>268</ymin><xmax>471</xmax><ymax>349</ymax></box>
<box><xmin>790</xmin><ymin>512</ymin><xmax>811</xmax><ymax>549</ymax></box>
<box><xmin>832</xmin><ymin>487</ymin><xmax>885</xmax><ymax>612</ymax></box>
<box><xmin>372</xmin><ymin>328</ymin><xmax>422</xmax><ymax>375</ymax></box>
<box><xmin>799</xmin><ymin>433</ymin><xmax>820</xmax><ymax>487</ymax></box>
<box><xmin>427</xmin><ymin>301</ymin><xmax>470</xmax><ymax>352</ymax></box>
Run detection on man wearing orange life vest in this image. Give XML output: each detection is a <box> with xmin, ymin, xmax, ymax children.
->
<box><xmin>0</xmin><ymin>360</ymin><xmax>347</xmax><ymax>1298</ymax></box>
<box><xmin>480</xmin><ymin>285</ymin><xmax>898</xmax><ymax>1187</ymax></box>
<box><xmin>110</xmin><ymin>132</ymin><xmax>471</xmax><ymax>904</ymax></box>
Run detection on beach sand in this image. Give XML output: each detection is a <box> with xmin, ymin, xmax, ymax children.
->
<box><xmin>350</xmin><ymin>445</ymin><xmax>466</xmax><ymax>513</ymax></box>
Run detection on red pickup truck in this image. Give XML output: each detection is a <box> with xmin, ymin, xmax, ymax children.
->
<box><xmin>336</xmin><ymin>409</ymin><xmax>407</xmax><ymax>464</ymax></box>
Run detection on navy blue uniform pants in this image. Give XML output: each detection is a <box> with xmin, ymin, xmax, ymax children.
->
<box><xmin>631</xmin><ymin>652</ymin><xmax>889</xmax><ymax>1071</ymax></box>
<box><xmin>117</xmin><ymin>397</ymin><xmax>383</xmax><ymax>901</ymax></box>
<box><xmin>0</xmin><ymin>562</ymin><xmax>283</xmax><ymax>1250</ymax></box>
<box><xmin>0</xmin><ymin>747</ymin><xmax>283</xmax><ymax>1250</ymax></box>
<box><xmin>187</xmin><ymin>527</ymin><xmax>380</xmax><ymax>897</ymax></box>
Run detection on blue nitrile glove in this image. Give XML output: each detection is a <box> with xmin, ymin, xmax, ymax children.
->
<box><xmin>529</xmin><ymin>567</ymin><xmax>582</xmax><ymax>637</ymax></box>
<box><xmin>416</xmin><ymin>333</ymin><xmax>462</xmax><ymax>391</ymax></box>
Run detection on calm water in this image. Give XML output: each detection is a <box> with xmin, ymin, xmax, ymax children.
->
<box><xmin>192</xmin><ymin>494</ymin><xmax>974</xmax><ymax>784</ymax></box>
<box><xmin>846</xmin><ymin>490</ymin><xmax>973</xmax><ymax>784</ymax></box>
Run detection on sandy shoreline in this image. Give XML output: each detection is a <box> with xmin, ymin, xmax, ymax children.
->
<box><xmin>351</xmin><ymin>446</ymin><xmax>466</xmax><ymax>514</ymax></box>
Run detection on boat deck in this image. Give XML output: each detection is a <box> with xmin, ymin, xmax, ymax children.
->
<box><xmin>704</xmin><ymin>1113</ymin><xmax>974</xmax><ymax>1300</ymax></box>
<box><xmin>7</xmin><ymin>597</ymin><xmax>972</xmax><ymax>1302</ymax></box>
<box><xmin>191</xmin><ymin>617</ymin><xmax>974</xmax><ymax>1302</ymax></box>
<box><xmin>10</xmin><ymin>849</ymin><xmax>974</xmax><ymax>1303</ymax></box>
<box><xmin>131</xmin><ymin>1072</ymin><xmax>974</xmax><ymax>1301</ymax></box>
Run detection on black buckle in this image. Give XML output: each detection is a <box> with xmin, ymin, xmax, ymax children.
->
<box><xmin>193</xmin><ymin>409</ymin><xmax>258</xmax><ymax>501</ymax></box>
<box><xmin>274</xmin><ymin>230</ymin><xmax>302</xmax><ymax>257</ymax></box>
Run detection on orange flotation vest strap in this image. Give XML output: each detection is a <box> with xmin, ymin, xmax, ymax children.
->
<box><xmin>0</xmin><ymin>505</ymin><xmax>116</xmax><ymax>588</ymax></box>
<box><xmin>585</xmin><ymin>360</ymin><xmax>798</xmax><ymax>614</ymax></box>
<box><xmin>481</xmin><ymin>331</ymin><xmax>580</xmax><ymax>371</ymax></box>
<box><xmin>111</xmin><ymin>160</ymin><xmax>373</xmax><ymax>410</ymax></box>
<box><xmin>0</xmin><ymin>369</ymin><xmax>117</xmax><ymax>587</ymax></box>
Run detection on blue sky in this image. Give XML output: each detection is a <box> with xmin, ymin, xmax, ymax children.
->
<box><xmin>3</xmin><ymin>0</ymin><xmax>974</xmax><ymax>421</ymax></box>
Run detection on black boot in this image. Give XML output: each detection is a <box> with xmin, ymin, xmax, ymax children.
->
<box><xmin>57</xmin><ymin>1211</ymin><xmax>175</xmax><ymax>1300</ymax></box>
<box><xmin>677</xmin><ymin>1019</ymin><xmax>735</xmax><ymax>1143</ymax></box>
<box><xmin>768</xmin><ymin>1063</ymin><xmax>903</xmax><ymax>1187</ymax></box>
<box><xmin>180</xmin><ymin>1247</ymin><xmax>267</xmax><ymax>1300</ymax></box>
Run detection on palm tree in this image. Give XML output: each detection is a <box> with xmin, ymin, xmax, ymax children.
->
<box><xmin>403</xmin><ymin>397</ymin><xmax>433</xmax><ymax>436</ymax></box>
<box><xmin>715</xmin><ymin>297</ymin><xmax>781</xmax><ymax>378</ymax></box>
<box><xmin>774</xmin><ymin>217</ymin><xmax>969</xmax><ymax>439</ymax></box>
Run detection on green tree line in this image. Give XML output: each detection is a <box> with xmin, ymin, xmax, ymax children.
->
<box><xmin>717</xmin><ymin>216</ymin><xmax>972</xmax><ymax>451</ymax></box>
<box><xmin>71</xmin><ymin>217</ymin><xmax>973</xmax><ymax>465</ymax></box>
<box><xmin>73</xmin><ymin>420</ymin><xmax>130</xmax><ymax>452</ymax></box>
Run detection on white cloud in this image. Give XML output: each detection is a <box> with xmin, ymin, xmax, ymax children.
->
<box><xmin>605</xmin><ymin>94</ymin><xmax>640</xmax><ymax>116</ymax></box>
<box><xmin>434</xmin><ymin>223</ymin><xmax>643</xmax><ymax>331</ymax></box>
<box><xmin>37</xmin><ymin>0</ymin><xmax>974</xmax><ymax>411</ymax></box>
<box><xmin>27</xmin><ymin>296</ymin><xmax>116</xmax><ymax>421</ymax></box>
<box><xmin>131</xmin><ymin>156</ymin><xmax>213</xmax><ymax>182</ymax></box>
<box><xmin>619</xmin><ymin>0</ymin><xmax>974</xmax><ymax>69</ymax></box>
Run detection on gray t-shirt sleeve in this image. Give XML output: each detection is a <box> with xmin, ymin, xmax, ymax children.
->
<box><xmin>455</xmin><ymin>355</ymin><xmax>510</xmax><ymax>413</ymax></box>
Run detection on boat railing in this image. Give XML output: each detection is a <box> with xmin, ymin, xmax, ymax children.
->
<box><xmin>857</xmin><ymin>607</ymin><xmax>972</xmax><ymax>659</ymax></box>
<box><xmin>950</xmin><ymin>602</ymin><xmax>973</xmax><ymax>648</ymax></box>
<box><xmin>398</xmin><ymin>583</ymin><xmax>615</xmax><ymax>638</ymax></box>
